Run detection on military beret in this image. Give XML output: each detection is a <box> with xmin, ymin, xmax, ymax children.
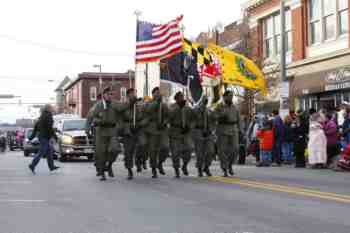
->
<box><xmin>103</xmin><ymin>86</ymin><xmax>112</xmax><ymax>94</ymax></box>
<box><xmin>223</xmin><ymin>90</ymin><xmax>233</xmax><ymax>96</ymax></box>
<box><xmin>174</xmin><ymin>91</ymin><xmax>183</xmax><ymax>100</ymax></box>
<box><xmin>126</xmin><ymin>88</ymin><xmax>135</xmax><ymax>95</ymax></box>
<box><xmin>152</xmin><ymin>87</ymin><xmax>160</xmax><ymax>94</ymax></box>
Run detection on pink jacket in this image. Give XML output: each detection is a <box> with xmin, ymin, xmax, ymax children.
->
<box><xmin>323</xmin><ymin>120</ymin><xmax>338</xmax><ymax>146</ymax></box>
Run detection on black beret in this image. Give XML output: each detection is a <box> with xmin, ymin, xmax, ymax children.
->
<box><xmin>174</xmin><ymin>91</ymin><xmax>183</xmax><ymax>100</ymax></box>
<box><xmin>126</xmin><ymin>88</ymin><xmax>135</xmax><ymax>95</ymax></box>
<box><xmin>103</xmin><ymin>86</ymin><xmax>112</xmax><ymax>94</ymax></box>
<box><xmin>152</xmin><ymin>87</ymin><xmax>160</xmax><ymax>94</ymax></box>
<box><xmin>223</xmin><ymin>90</ymin><xmax>233</xmax><ymax>96</ymax></box>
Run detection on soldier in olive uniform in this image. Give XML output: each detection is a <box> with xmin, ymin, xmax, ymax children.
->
<box><xmin>192</xmin><ymin>96</ymin><xmax>215</xmax><ymax>177</ymax></box>
<box><xmin>214</xmin><ymin>90</ymin><xmax>240</xmax><ymax>177</ymax></box>
<box><xmin>121</xmin><ymin>88</ymin><xmax>148</xmax><ymax>180</ymax></box>
<box><xmin>143</xmin><ymin>87</ymin><xmax>170</xmax><ymax>178</ymax></box>
<box><xmin>168</xmin><ymin>91</ymin><xmax>195</xmax><ymax>178</ymax></box>
<box><xmin>85</xmin><ymin>86</ymin><xmax>135</xmax><ymax>181</ymax></box>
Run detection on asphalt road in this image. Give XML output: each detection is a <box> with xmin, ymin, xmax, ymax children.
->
<box><xmin>1</xmin><ymin>150</ymin><xmax>349</xmax><ymax>233</ymax></box>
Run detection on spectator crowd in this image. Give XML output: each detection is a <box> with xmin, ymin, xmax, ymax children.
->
<box><xmin>246</xmin><ymin>107</ymin><xmax>350</xmax><ymax>172</ymax></box>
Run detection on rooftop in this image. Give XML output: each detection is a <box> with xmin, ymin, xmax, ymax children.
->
<box><xmin>64</xmin><ymin>71</ymin><xmax>134</xmax><ymax>91</ymax></box>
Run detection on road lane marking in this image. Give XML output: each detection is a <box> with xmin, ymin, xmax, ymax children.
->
<box><xmin>208</xmin><ymin>176</ymin><xmax>350</xmax><ymax>204</ymax></box>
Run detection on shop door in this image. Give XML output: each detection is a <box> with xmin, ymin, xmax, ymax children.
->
<box><xmin>320</xmin><ymin>98</ymin><xmax>335</xmax><ymax>111</ymax></box>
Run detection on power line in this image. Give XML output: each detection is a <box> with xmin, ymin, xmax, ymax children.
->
<box><xmin>0</xmin><ymin>102</ymin><xmax>56</xmax><ymax>105</ymax></box>
<box><xmin>0</xmin><ymin>33</ymin><xmax>134</xmax><ymax>57</ymax></box>
<box><xmin>0</xmin><ymin>75</ymin><xmax>61</xmax><ymax>82</ymax></box>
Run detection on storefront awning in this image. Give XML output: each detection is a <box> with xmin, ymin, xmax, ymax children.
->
<box><xmin>291</xmin><ymin>66</ymin><xmax>350</xmax><ymax>96</ymax></box>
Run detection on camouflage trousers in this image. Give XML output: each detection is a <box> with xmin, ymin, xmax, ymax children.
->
<box><xmin>217</xmin><ymin>134</ymin><xmax>239</xmax><ymax>171</ymax></box>
<box><xmin>169</xmin><ymin>135</ymin><xmax>194</xmax><ymax>169</ymax></box>
<box><xmin>147</xmin><ymin>133</ymin><xmax>169</xmax><ymax>169</ymax></box>
<box><xmin>122</xmin><ymin>131</ymin><xmax>147</xmax><ymax>169</ymax></box>
<box><xmin>193</xmin><ymin>134</ymin><xmax>215</xmax><ymax>170</ymax></box>
<box><xmin>95</xmin><ymin>135</ymin><xmax>119</xmax><ymax>171</ymax></box>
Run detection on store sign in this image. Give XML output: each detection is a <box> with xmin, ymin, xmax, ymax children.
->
<box><xmin>325</xmin><ymin>81</ymin><xmax>350</xmax><ymax>91</ymax></box>
<box><xmin>324</xmin><ymin>68</ymin><xmax>350</xmax><ymax>83</ymax></box>
<box><xmin>324</xmin><ymin>67</ymin><xmax>350</xmax><ymax>91</ymax></box>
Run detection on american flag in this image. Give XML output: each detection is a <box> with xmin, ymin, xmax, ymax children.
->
<box><xmin>136</xmin><ymin>16</ymin><xmax>183</xmax><ymax>63</ymax></box>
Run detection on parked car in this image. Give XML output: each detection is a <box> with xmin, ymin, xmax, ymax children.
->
<box><xmin>7</xmin><ymin>131</ymin><xmax>22</xmax><ymax>151</ymax></box>
<box><xmin>53</xmin><ymin>118</ymin><xmax>94</xmax><ymax>162</ymax></box>
<box><xmin>0</xmin><ymin>133</ymin><xmax>6</xmax><ymax>152</ymax></box>
<box><xmin>23</xmin><ymin>128</ymin><xmax>40</xmax><ymax>157</ymax></box>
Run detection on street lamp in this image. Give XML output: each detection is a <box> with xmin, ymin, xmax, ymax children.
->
<box><xmin>93</xmin><ymin>64</ymin><xmax>102</xmax><ymax>91</ymax></box>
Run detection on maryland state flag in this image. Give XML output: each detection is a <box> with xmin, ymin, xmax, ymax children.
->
<box><xmin>207</xmin><ymin>43</ymin><xmax>267</xmax><ymax>95</ymax></box>
<box><xmin>182</xmin><ymin>38</ymin><xmax>220</xmax><ymax>79</ymax></box>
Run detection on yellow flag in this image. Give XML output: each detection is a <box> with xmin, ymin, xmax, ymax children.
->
<box><xmin>207</xmin><ymin>43</ymin><xmax>267</xmax><ymax>95</ymax></box>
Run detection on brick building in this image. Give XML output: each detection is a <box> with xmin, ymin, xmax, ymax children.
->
<box><xmin>64</xmin><ymin>71</ymin><xmax>134</xmax><ymax>118</ymax></box>
<box><xmin>243</xmin><ymin>0</ymin><xmax>350</xmax><ymax>111</ymax></box>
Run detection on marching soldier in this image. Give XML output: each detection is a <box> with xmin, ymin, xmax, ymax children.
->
<box><xmin>192</xmin><ymin>96</ymin><xmax>215</xmax><ymax>177</ymax></box>
<box><xmin>214</xmin><ymin>90</ymin><xmax>241</xmax><ymax>177</ymax></box>
<box><xmin>135</xmin><ymin>96</ymin><xmax>152</xmax><ymax>173</ymax></box>
<box><xmin>121</xmin><ymin>88</ymin><xmax>148</xmax><ymax>180</ymax></box>
<box><xmin>85</xmin><ymin>86</ymin><xmax>135</xmax><ymax>181</ymax></box>
<box><xmin>144</xmin><ymin>87</ymin><xmax>169</xmax><ymax>178</ymax></box>
<box><xmin>168</xmin><ymin>91</ymin><xmax>195</xmax><ymax>178</ymax></box>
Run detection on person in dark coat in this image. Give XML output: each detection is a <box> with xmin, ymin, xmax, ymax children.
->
<box><xmin>282</xmin><ymin>115</ymin><xmax>295</xmax><ymax>164</ymax></box>
<box><xmin>272</xmin><ymin>110</ymin><xmax>284</xmax><ymax>166</ymax></box>
<box><xmin>294</xmin><ymin>111</ymin><xmax>308</xmax><ymax>168</ymax></box>
<box><xmin>28</xmin><ymin>104</ymin><xmax>59</xmax><ymax>174</ymax></box>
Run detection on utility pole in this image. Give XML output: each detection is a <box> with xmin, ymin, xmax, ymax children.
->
<box><xmin>134</xmin><ymin>10</ymin><xmax>147</xmax><ymax>96</ymax></box>
<box><xmin>93</xmin><ymin>64</ymin><xmax>102</xmax><ymax>92</ymax></box>
<box><xmin>279</xmin><ymin>0</ymin><xmax>289</xmax><ymax>117</ymax></box>
<box><xmin>280</xmin><ymin>0</ymin><xmax>286</xmax><ymax>83</ymax></box>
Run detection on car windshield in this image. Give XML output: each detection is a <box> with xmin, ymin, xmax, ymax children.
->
<box><xmin>63</xmin><ymin>120</ymin><xmax>86</xmax><ymax>131</ymax></box>
<box><xmin>26</xmin><ymin>129</ymin><xmax>33</xmax><ymax>138</ymax></box>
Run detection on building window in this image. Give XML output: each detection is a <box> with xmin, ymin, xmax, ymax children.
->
<box><xmin>309</xmin><ymin>0</ymin><xmax>349</xmax><ymax>45</ymax></box>
<box><xmin>339</xmin><ymin>0</ymin><xmax>349</xmax><ymax>35</ymax></box>
<box><xmin>120</xmin><ymin>87</ymin><xmax>127</xmax><ymax>101</ymax></box>
<box><xmin>263</xmin><ymin>8</ymin><xmax>292</xmax><ymax>58</ymax></box>
<box><xmin>90</xmin><ymin>86</ymin><xmax>97</xmax><ymax>101</ymax></box>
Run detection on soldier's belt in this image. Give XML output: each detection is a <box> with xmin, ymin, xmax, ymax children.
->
<box><xmin>219</xmin><ymin>121</ymin><xmax>238</xmax><ymax>125</ymax></box>
<box><xmin>96</xmin><ymin>123</ymin><xmax>116</xmax><ymax>128</ymax></box>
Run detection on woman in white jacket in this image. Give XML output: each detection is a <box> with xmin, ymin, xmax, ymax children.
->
<box><xmin>308</xmin><ymin>113</ymin><xmax>327</xmax><ymax>168</ymax></box>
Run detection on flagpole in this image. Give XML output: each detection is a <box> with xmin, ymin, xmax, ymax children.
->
<box><xmin>134</xmin><ymin>10</ymin><xmax>142</xmax><ymax>97</ymax></box>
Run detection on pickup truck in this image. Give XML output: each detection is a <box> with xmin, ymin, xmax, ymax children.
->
<box><xmin>53</xmin><ymin>118</ymin><xmax>94</xmax><ymax>162</ymax></box>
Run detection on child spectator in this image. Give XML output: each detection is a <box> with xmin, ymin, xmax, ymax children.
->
<box><xmin>256</xmin><ymin>120</ymin><xmax>274</xmax><ymax>167</ymax></box>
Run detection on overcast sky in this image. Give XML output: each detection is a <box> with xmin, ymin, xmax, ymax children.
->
<box><xmin>0</xmin><ymin>0</ymin><xmax>245</xmax><ymax>123</ymax></box>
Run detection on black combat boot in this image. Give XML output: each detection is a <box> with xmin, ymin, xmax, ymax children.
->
<box><xmin>152</xmin><ymin>168</ymin><xmax>158</xmax><ymax>179</ymax></box>
<box><xmin>136</xmin><ymin>165</ymin><xmax>142</xmax><ymax>173</ymax></box>
<box><xmin>181</xmin><ymin>165</ymin><xmax>189</xmax><ymax>176</ymax></box>
<box><xmin>99</xmin><ymin>170</ymin><xmax>107</xmax><ymax>181</ymax></box>
<box><xmin>228</xmin><ymin>166</ymin><xmax>235</xmax><ymax>176</ymax></box>
<box><xmin>127</xmin><ymin>168</ymin><xmax>133</xmax><ymax>180</ymax></box>
<box><xmin>198</xmin><ymin>167</ymin><xmax>203</xmax><ymax>177</ymax></box>
<box><xmin>143</xmin><ymin>161</ymin><xmax>148</xmax><ymax>170</ymax></box>
<box><xmin>203</xmin><ymin>166</ymin><xmax>212</xmax><ymax>177</ymax></box>
<box><xmin>107</xmin><ymin>163</ymin><xmax>114</xmax><ymax>178</ymax></box>
<box><xmin>158</xmin><ymin>163</ymin><xmax>166</xmax><ymax>175</ymax></box>
<box><xmin>174</xmin><ymin>168</ymin><xmax>180</xmax><ymax>178</ymax></box>
<box><xmin>223</xmin><ymin>169</ymin><xmax>228</xmax><ymax>177</ymax></box>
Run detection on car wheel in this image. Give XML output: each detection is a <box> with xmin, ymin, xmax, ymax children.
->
<box><xmin>10</xmin><ymin>147</ymin><xmax>14</xmax><ymax>151</ymax></box>
<box><xmin>24</xmin><ymin>150</ymin><xmax>29</xmax><ymax>157</ymax></box>
<box><xmin>87</xmin><ymin>155</ymin><xmax>94</xmax><ymax>161</ymax></box>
